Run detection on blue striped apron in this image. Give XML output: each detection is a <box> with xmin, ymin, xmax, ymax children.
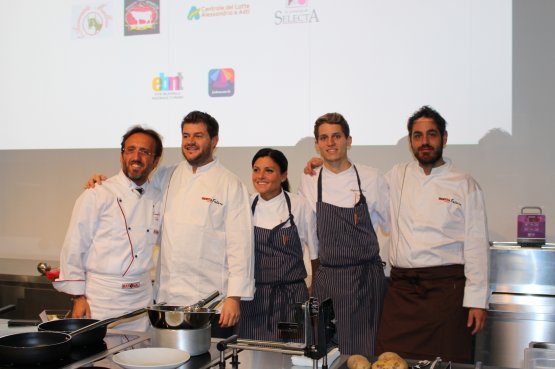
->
<box><xmin>314</xmin><ymin>166</ymin><xmax>386</xmax><ymax>356</ymax></box>
<box><xmin>239</xmin><ymin>192</ymin><xmax>309</xmax><ymax>341</ymax></box>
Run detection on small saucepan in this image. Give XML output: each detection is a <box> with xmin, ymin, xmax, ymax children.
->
<box><xmin>0</xmin><ymin>307</ymin><xmax>146</xmax><ymax>366</ymax></box>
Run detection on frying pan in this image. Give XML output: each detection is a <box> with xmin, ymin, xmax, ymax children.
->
<box><xmin>38</xmin><ymin>318</ymin><xmax>106</xmax><ymax>346</ymax></box>
<box><xmin>0</xmin><ymin>307</ymin><xmax>146</xmax><ymax>365</ymax></box>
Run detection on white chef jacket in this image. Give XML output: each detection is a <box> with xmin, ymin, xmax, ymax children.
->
<box><xmin>298</xmin><ymin>162</ymin><xmax>390</xmax><ymax>235</ymax></box>
<box><xmin>386</xmin><ymin>158</ymin><xmax>489</xmax><ymax>308</ymax></box>
<box><xmin>251</xmin><ymin>190</ymin><xmax>318</xmax><ymax>260</ymax></box>
<box><xmin>152</xmin><ymin>158</ymin><xmax>255</xmax><ymax>306</ymax></box>
<box><xmin>54</xmin><ymin>170</ymin><xmax>162</xmax><ymax>324</ymax></box>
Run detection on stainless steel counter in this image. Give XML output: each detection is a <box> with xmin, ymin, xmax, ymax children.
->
<box><xmin>0</xmin><ymin>320</ymin><xmax>512</xmax><ymax>369</ymax></box>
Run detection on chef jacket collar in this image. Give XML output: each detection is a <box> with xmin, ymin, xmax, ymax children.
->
<box><xmin>182</xmin><ymin>156</ymin><xmax>219</xmax><ymax>173</ymax></box>
<box><xmin>116</xmin><ymin>169</ymin><xmax>150</xmax><ymax>193</ymax></box>
<box><xmin>255</xmin><ymin>189</ymin><xmax>285</xmax><ymax>204</ymax></box>
<box><xmin>414</xmin><ymin>157</ymin><xmax>452</xmax><ymax>176</ymax></box>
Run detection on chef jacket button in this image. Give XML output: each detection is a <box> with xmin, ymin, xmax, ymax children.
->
<box><xmin>128</xmin><ymin>227</ymin><xmax>131</xmax><ymax>230</ymax></box>
<box><xmin>147</xmin><ymin>229</ymin><xmax>150</xmax><ymax>232</ymax></box>
<box><xmin>135</xmin><ymin>255</ymin><xmax>138</xmax><ymax>258</ymax></box>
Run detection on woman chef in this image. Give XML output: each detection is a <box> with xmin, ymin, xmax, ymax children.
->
<box><xmin>238</xmin><ymin>148</ymin><xmax>318</xmax><ymax>341</ymax></box>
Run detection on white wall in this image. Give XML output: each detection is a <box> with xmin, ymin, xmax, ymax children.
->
<box><xmin>1</xmin><ymin>1</ymin><xmax>554</xmax><ymax>265</ymax></box>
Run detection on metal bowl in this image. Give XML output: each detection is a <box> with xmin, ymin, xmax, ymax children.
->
<box><xmin>147</xmin><ymin>306</ymin><xmax>216</xmax><ymax>329</ymax></box>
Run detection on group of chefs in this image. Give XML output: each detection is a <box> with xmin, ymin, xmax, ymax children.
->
<box><xmin>53</xmin><ymin>106</ymin><xmax>489</xmax><ymax>363</ymax></box>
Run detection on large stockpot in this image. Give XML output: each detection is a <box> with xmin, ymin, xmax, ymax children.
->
<box><xmin>150</xmin><ymin>325</ymin><xmax>212</xmax><ymax>356</ymax></box>
<box><xmin>0</xmin><ymin>307</ymin><xmax>146</xmax><ymax>365</ymax></box>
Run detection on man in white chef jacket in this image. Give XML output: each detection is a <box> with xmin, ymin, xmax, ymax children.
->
<box><xmin>54</xmin><ymin>126</ymin><xmax>163</xmax><ymax>331</ymax></box>
<box><xmin>151</xmin><ymin>111</ymin><xmax>254</xmax><ymax>331</ymax></box>
<box><xmin>376</xmin><ymin>105</ymin><xmax>489</xmax><ymax>362</ymax></box>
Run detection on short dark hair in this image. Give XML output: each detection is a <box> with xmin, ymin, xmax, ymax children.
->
<box><xmin>252</xmin><ymin>148</ymin><xmax>290</xmax><ymax>192</ymax></box>
<box><xmin>407</xmin><ymin>105</ymin><xmax>447</xmax><ymax>137</ymax></box>
<box><xmin>121</xmin><ymin>125</ymin><xmax>163</xmax><ymax>158</ymax></box>
<box><xmin>314</xmin><ymin>112</ymin><xmax>350</xmax><ymax>139</ymax></box>
<box><xmin>181</xmin><ymin>111</ymin><xmax>219</xmax><ymax>138</ymax></box>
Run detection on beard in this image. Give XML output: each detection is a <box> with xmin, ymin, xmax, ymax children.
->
<box><xmin>182</xmin><ymin>145</ymin><xmax>213</xmax><ymax>167</ymax></box>
<box><xmin>414</xmin><ymin>144</ymin><xmax>444</xmax><ymax>166</ymax></box>
<box><xmin>123</xmin><ymin>160</ymin><xmax>149</xmax><ymax>183</ymax></box>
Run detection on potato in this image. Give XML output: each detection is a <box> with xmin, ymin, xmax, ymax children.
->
<box><xmin>372</xmin><ymin>353</ymin><xmax>408</xmax><ymax>369</ymax></box>
<box><xmin>347</xmin><ymin>354</ymin><xmax>372</xmax><ymax>369</ymax></box>
<box><xmin>378</xmin><ymin>352</ymin><xmax>402</xmax><ymax>361</ymax></box>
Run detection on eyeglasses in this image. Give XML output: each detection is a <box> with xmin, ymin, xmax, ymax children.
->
<box><xmin>122</xmin><ymin>146</ymin><xmax>154</xmax><ymax>157</ymax></box>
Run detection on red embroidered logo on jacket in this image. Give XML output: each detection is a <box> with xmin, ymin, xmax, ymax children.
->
<box><xmin>201</xmin><ymin>196</ymin><xmax>223</xmax><ymax>206</ymax></box>
<box><xmin>438</xmin><ymin>197</ymin><xmax>462</xmax><ymax>206</ymax></box>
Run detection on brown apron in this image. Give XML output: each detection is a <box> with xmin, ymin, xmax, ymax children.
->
<box><xmin>376</xmin><ymin>264</ymin><xmax>473</xmax><ymax>363</ymax></box>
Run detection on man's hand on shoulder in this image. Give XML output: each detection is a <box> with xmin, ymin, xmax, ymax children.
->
<box><xmin>304</xmin><ymin>157</ymin><xmax>323</xmax><ymax>176</ymax></box>
<box><xmin>84</xmin><ymin>174</ymin><xmax>108</xmax><ymax>189</ymax></box>
<box><xmin>467</xmin><ymin>307</ymin><xmax>486</xmax><ymax>335</ymax></box>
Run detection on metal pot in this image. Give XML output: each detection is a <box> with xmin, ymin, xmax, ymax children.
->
<box><xmin>148</xmin><ymin>292</ymin><xmax>222</xmax><ymax>329</ymax></box>
<box><xmin>150</xmin><ymin>325</ymin><xmax>211</xmax><ymax>356</ymax></box>
<box><xmin>148</xmin><ymin>305</ymin><xmax>217</xmax><ymax>329</ymax></box>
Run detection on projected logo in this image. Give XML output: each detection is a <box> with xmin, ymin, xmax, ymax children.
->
<box><xmin>275</xmin><ymin>0</ymin><xmax>319</xmax><ymax>25</ymax></box>
<box><xmin>208</xmin><ymin>69</ymin><xmax>235</xmax><ymax>97</ymax></box>
<box><xmin>124</xmin><ymin>0</ymin><xmax>160</xmax><ymax>36</ymax></box>
<box><xmin>287</xmin><ymin>0</ymin><xmax>307</xmax><ymax>7</ymax></box>
<box><xmin>151</xmin><ymin>72</ymin><xmax>184</xmax><ymax>100</ymax></box>
<box><xmin>72</xmin><ymin>3</ymin><xmax>113</xmax><ymax>39</ymax></box>
<box><xmin>188</xmin><ymin>6</ymin><xmax>201</xmax><ymax>20</ymax></box>
<box><xmin>186</xmin><ymin>3</ymin><xmax>250</xmax><ymax>21</ymax></box>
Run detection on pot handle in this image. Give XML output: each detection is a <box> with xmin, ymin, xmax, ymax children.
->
<box><xmin>197</xmin><ymin>290</ymin><xmax>221</xmax><ymax>308</ymax></box>
<box><xmin>69</xmin><ymin>307</ymin><xmax>146</xmax><ymax>337</ymax></box>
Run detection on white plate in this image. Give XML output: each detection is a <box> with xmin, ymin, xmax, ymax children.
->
<box><xmin>112</xmin><ymin>347</ymin><xmax>190</xmax><ymax>369</ymax></box>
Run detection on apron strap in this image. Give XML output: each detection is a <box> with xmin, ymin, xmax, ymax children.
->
<box><xmin>317</xmin><ymin>165</ymin><xmax>366</xmax><ymax>205</ymax></box>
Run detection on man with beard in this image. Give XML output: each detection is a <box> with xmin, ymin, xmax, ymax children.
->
<box><xmin>375</xmin><ymin>105</ymin><xmax>489</xmax><ymax>362</ymax></box>
<box><xmin>150</xmin><ymin>111</ymin><xmax>254</xmax><ymax>333</ymax></box>
<box><xmin>54</xmin><ymin>126</ymin><xmax>163</xmax><ymax>331</ymax></box>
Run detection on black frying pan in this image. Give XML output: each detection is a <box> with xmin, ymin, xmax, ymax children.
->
<box><xmin>38</xmin><ymin>318</ymin><xmax>105</xmax><ymax>346</ymax></box>
<box><xmin>0</xmin><ymin>307</ymin><xmax>146</xmax><ymax>365</ymax></box>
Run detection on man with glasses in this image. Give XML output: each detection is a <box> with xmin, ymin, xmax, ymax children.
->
<box><xmin>86</xmin><ymin>111</ymin><xmax>255</xmax><ymax>335</ymax></box>
<box><xmin>54</xmin><ymin>126</ymin><xmax>163</xmax><ymax>331</ymax></box>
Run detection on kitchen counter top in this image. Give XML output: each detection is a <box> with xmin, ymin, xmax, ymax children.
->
<box><xmin>0</xmin><ymin>321</ymin><xmax>515</xmax><ymax>369</ymax></box>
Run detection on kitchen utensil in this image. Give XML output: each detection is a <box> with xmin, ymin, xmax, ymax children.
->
<box><xmin>517</xmin><ymin>206</ymin><xmax>546</xmax><ymax>246</ymax></box>
<box><xmin>0</xmin><ymin>307</ymin><xmax>146</xmax><ymax>365</ymax></box>
<box><xmin>412</xmin><ymin>360</ymin><xmax>432</xmax><ymax>369</ymax></box>
<box><xmin>429</xmin><ymin>357</ymin><xmax>442</xmax><ymax>369</ymax></box>
<box><xmin>0</xmin><ymin>304</ymin><xmax>16</xmax><ymax>315</ymax></box>
<box><xmin>38</xmin><ymin>318</ymin><xmax>106</xmax><ymax>346</ymax></box>
<box><xmin>148</xmin><ymin>298</ymin><xmax>222</xmax><ymax>329</ymax></box>
<box><xmin>150</xmin><ymin>324</ymin><xmax>211</xmax><ymax>356</ymax></box>
<box><xmin>181</xmin><ymin>290</ymin><xmax>220</xmax><ymax>312</ymax></box>
<box><xmin>112</xmin><ymin>347</ymin><xmax>190</xmax><ymax>369</ymax></box>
